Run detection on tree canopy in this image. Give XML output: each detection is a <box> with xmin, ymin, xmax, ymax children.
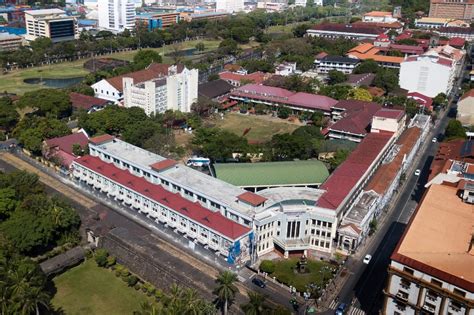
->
<box><xmin>445</xmin><ymin>119</ymin><xmax>466</xmax><ymax>140</ymax></box>
<box><xmin>16</xmin><ymin>89</ymin><xmax>72</xmax><ymax>119</ymax></box>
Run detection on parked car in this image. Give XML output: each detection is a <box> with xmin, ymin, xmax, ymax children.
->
<box><xmin>414</xmin><ymin>169</ymin><xmax>421</xmax><ymax>176</ymax></box>
<box><xmin>432</xmin><ymin>137</ymin><xmax>437</xmax><ymax>143</ymax></box>
<box><xmin>363</xmin><ymin>254</ymin><xmax>372</xmax><ymax>264</ymax></box>
<box><xmin>252</xmin><ymin>277</ymin><xmax>266</xmax><ymax>288</ymax></box>
<box><xmin>335</xmin><ymin>303</ymin><xmax>347</xmax><ymax>315</ymax></box>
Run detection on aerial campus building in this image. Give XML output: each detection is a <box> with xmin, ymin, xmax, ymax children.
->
<box><xmin>71</xmin><ymin>113</ymin><xmax>431</xmax><ymax>263</ymax></box>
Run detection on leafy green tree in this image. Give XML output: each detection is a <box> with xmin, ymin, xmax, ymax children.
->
<box><xmin>133</xmin><ymin>49</ymin><xmax>163</xmax><ymax>69</ymax></box>
<box><xmin>259</xmin><ymin>260</ymin><xmax>275</xmax><ymax>274</ymax></box>
<box><xmin>195</xmin><ymin>42</ymin><xmax>206</xmax><ymax>51</ymax></box>
<box><xmin>353</xmin><ymin>59</ymin><xmax>380</xmax><ymax>74</ymax></box>
<box><xmin>327</xmin><ymin>70</ymin><xmax>347</xmax><ymax>85</ymax></box>
<box><xmin>319</xmin><ymin>85</ymin><xmax>352</xmax><ymax>100</ymax></box>
<box><xmin>277</xmin><ymin>106</ymin><xmax>291</xmax><ymax>119</ymax></box>
<box><xmin>16</xmin><ymin>89</ymin><xmax>72</xmax><ymax>119</ymax></box>
<box><xmin>348</xmin><ymin>88</ymin><xmax>373</xmax><ymax>101</ymax></box>
<box><xmin>445</xmin><ymin>120</ymin><xmax>466</xmax><ymax>140</ymax></box>
<box><xmin>0</xmin><ymin>97</ymin><xmax>19</xmax><ymax>132</ymax></box>
<box><xmin>192</xmin><ymin>128</ymin><xmax>248</xmax><ymax>161</ymax></box>
<box><xmin>329</xmin><ymin>149</ymin><xmax>350</xmax><ymax>170</ymax></box>
<box><xmin>214</xmin><ymin>271</ymin><xmax>238</xmax><ymax>315</ymax></box>
<box><xmin>241</xmin><ymin>291</ymin><xmax>267</xmax><ymax>315</ymax></box>
<box><xmin>0</xmin><ymin>187</ymin><xmax>17</xmax><ymax>220</ymax></box>
<box><xmin>396</xmin><ymin>38</ymin><xmax>419</xmax><ymax>46</ymax></box>
<box><xmin>218</xmin><ymin>39</ymin><xmax>239</xmax><ymax>55</ymax></box>
<box><xmin>94</xmin><ymin>248</ymin><xmax>109</xmax><ymax>267</ymax></box>
<box><xmin>433</xmin><ymin>93</ymin><xmax>447</xmax><ymax>108</ymax></box>
<box><xmin>374</xmin><ymin>69</ymin><xmax>399</xmax><ymax>93</ymax></box>
<box><xmin>292</xmin><ymin>23</ymin><xmax>312</xmax><ymax>38</ymax></box>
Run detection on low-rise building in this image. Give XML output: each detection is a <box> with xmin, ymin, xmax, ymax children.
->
<box><xmin>24</xmin><ymin>9</ymin><xmax>77</xmax><ymax>43</ymax></box>
<box><xmin>69</xmin><ymin>92</ymin><xmax>109</xmax><ymax>114</ymax></box>
<box><xmin>43</xmin><ymin>130</ymin><xmax>89</xmax><ymax>169</ymax></box>
<box><xmin>218</xmin><ymin>71</ymin><xmax>269</xmax><ymax>87</ymax></box>
<box><xmin>0</xmin><ymin>32</ymin><xmax>22</xmax><ymax>51</ymax></box>
<box><xmin>436</xmin><ymin>26</ymin><xmax>474</xmax><ymax>40</ymax></box>
<box><xmin>315</xmin><ymin>55</ymin><xmax>360</xmax><ymax>74</ymax></box>
<box><xmin>362</xmin><ymin>11</ymin><xmax>398</xmax><ymax>23</ymax></box>
<box><xmin>136</xmin><ymin>12</ymin><xmax>180</xmax><ymax>30</ymax></box>
<box><xmin>275</xmin><ymin>62</ymin><xmax>297</xmax><ymax>76</ymax></box>
<box><xmin>457</xmin><ymin>89</ymin><xmax>474</xmax><ymax>126</ymax></box>
<box><xmin>415</xmin><ymin>17</ymin><xmax>470</xmax><ymax>28</ymax></box>
<box><xmin>256</xmin><ymin>1</ymin><xmax>287</xmax><ymax>12</ymax></box>
<box><xmin>383</xmin><ymin>171</ymin><xmax>474</xmax><ymax>315</ymax></box>
<box><xmin>407</xmin><ymin>91</ymin><xmax>434</xmax><ymax>112</ymax></box>
<box><xmin>229</xmin><ymin>84</ymin><xmax>338</xmax><ymax>113</ymax></box>
<box><xmin>198</xmin><ymin>79</ymin><xmax>234</xmax><ymax>101</ymax></box>
<box><xmin>429</xmin><ymin>0</ymin><xmax>474</xmax><ymax>21</ymax></box>
<box><xmin>399</xmin><ymin>52</ymin><xmax>456</xmax><ymax>98</ymax></box>
<box><xmin>123</xmin><ymin>65</ymin><xmax>198</xmax><ymax>115</ymax></box>
<box><xmin>306</xmin><ymin>23</ymin><xmax>384</xmax><ymax>40</ymax></box>
<box><xmin>347</xmin><ymin>43</ymin><xmax>404</xmax><ymax>69</ymax></box>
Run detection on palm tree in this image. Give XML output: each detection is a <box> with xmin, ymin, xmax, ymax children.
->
<box><xmin>241</xmin><ymin>291</ymin><xmax>266</xmax><ymax>315</ymax></box>
<box><xmin>18</xmin><ymin>286</ymin><xmax>50</xmax><ymax>315</ymax></box>
<box><xmin>214</xmin><ymin>271</ymin><xmax>238</xmax><ymax>315</ymax></box>
<box><xmin>137</xmin><ymin>301</ymin><xmax>162</xmax><ymax>315</ymax></box>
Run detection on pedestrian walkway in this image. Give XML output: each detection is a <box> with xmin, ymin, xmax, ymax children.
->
<box><xmin>328</xmin><ymin>299</ymin><xmax>338</xmax><ymax>309</ymax></box>
<box><xmin>348</xmin><ymin>306</ymin><xmax>366</xmax><ymax>315</ymax></box>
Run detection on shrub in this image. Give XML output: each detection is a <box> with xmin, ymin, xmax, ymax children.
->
<box><xmin>106</xmin><ymin>256</ymin><xmax>116</xmax><ymax>268</ymax></box>
<box><xmin>121</xmin><ymin>268</ymin><xmax>130</xmax><ymax>277</ymax></box>
<box><xmin>94</xmin><ymin>248</ymin><xmax>108</xmax><ymax>267</ymax></box>
<box><xmin>115</xmin><ymin>270</ymin><xmax>121</xmax><ymax>277</ymax></box>
<box><xmin>155</xmin><ymin>289</ymin><xmax>164</xmax><ymax>301</ymax></box>
<box><xmin>260</xmin><ymin>260</ymin><xmax>276</xmax><ymax>274</ymax></box>
<box><xmin>127</xmin><ymin>275</ymin><xmax>139</xmax><ymax>287</ymax></box>
<box><xmin>134</xmin><ymin>283</ymin><xmax>141</xmax><ymax>291</ymax></box>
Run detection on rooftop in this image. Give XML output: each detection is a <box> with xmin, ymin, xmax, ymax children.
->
<box><xmin>74</xmin><ymin>155</ymin><xmax>251</xmax><ymax>240</ymax></box>
<box><xmin>218</xmin><ymin>71</ymin><xmax>268</xmax><ymax>84</ymax></box>
<box><xmin>92</xmin><ymin>138</ymin><xmax>254</xmax><ymax>216</ymax></box>
<box><xmin>391</xmin><ymin>183</ymin><xmax>474</xmax><ymax>292</ymax></box>
<box><xmin>363</xmin><ymin>11</ymin><xmax>392</xmax><ymax>17</ymax></box>
<box><xmin>25</xmin><ymin>8</ymin><xmax>66</xmax><ymax>16</ymax></box>
<box><xmin>69</xmin><ymin>92</ymin><xmax>108</xmax><ymax>111</ymax></box>
<box><xmin>318</xmin><ymin>132</ymin><xmax>394</xmax><ymax>210</ymax></box>
<box><xmin>329</xmin><ymin>100</ymin><xmax>381</xmax><ymax>136</ymax></box>
<box><xmin>213</xmin><ymin>160</ymin><xmax>329</xmax><ymax>187</ymax></box>
<box><xmin>320</xmin><ymin>55</ymin><xmax>360</xmax><ymax>64</ymax></box>
<box><xmin>374</xmin><ymin>108</ymin><xmax>404</xmax><ymax>120</ymax></box>
<box><xmin>198</xmin><ymin>79</ymin><xmax>234</xmax><ymax>99</ymax></box>
<box><xmin>309</xmin><ymin>23</ymin><xmax>384</xmax><ymax>35</ymax></box>
<box><xmin>45</xmin><ymin>131</ymin><xmax>88</xmax><ymax>155</ymax></box>
<box><xmin>459</xmin><ymin>88</ymin><xmax>474</xmax><ymax>101</ymax></box>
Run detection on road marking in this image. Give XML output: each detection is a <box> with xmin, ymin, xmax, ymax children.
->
<box><xmin>349</xmin><ymin>306</ymin><xmax>366</xmax><ymax>315</ymax></box>
<box><xmin>329</xmin><ymin>299</ymin><xmax>337</xmax><ymax>309</ymax></box>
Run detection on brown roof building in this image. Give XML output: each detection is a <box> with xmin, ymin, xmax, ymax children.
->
<box><xmin>429</xmin><ymin>0</ymin><xmax>474</xmax><ymax>21</ymax></box>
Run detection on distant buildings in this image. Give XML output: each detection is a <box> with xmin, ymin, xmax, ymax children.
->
<box><xmin>123</xmin><ymin>65</ymin><xmax>198</xmax><ymax>115</ymax></box>
<box><xmin>216</xmin><ymin>0</ymin><xmax>244</xmax><ymax>13</ymax></box>
<box><xmin>294</xmin><ymin>0</ymin><xmax>323</xmax><ymax>7</ymax></box>
<box><xmin>457</xmin><ymin>89</ymin><xmax>474</xmax><ymax>126</ymax></box>
<box><xmin>437</xmin><ymin>26</ymin><xmax>474</xmax><ymax>40</ymax></box>
<box><xmin>69</xmin><ymin>92</ymin><xmax>109</xmax><ymax>114</ymax></box>
<box><xmin>256</xmin><ymin>1</ymin><xmax>287</xmax><ymax>12</ymax></box>
<box><xmin>274</xmin><ymin>62</ymin><xmax>297</xmax><ymax>76</ymax></box>
<box><xmin>98</xmin><ymin>0</ymin><xmax>135</xmax><ymax>32</ymax></box>
<box><xmin>306</xmin><ymin>23</ymin><xmax>384</xmax><ymax>40</ymax></box>
<box><xmin>415</xmin><ymin>17</ymin><xmax>470</xmax><ymax>28</ymax></box>
<box><xmin>383</xmin><ymin>157</ymin><xmax>474</xmax><ymax>315</ymax></box>
<box><xmin>136</xmin><ymin>12</ymin><xmax>180</xmax><ymax>30</ymax></box>
<box><xmin>43</xmin><ymin>130</ymin><xmax>89</xmax><ymax>169</ymax></box>
<box><xmin>0</xmin><ymin>32</ymin><xmax>21</xmax><ymax>51</ymax></box>
<box><xmin>218</xmin><ymin>71</ymin><xmax>269</xmax><ymax>87</ymax></box>
<box><xmin>24</xmin><ymin>9</ymin><xmax>77</xmax><ymax>43</ymax></box>
<box><xmin>315</xmin><ymin>56</ymin><xmax>360</xmax><ymax>74</ymax></box>
<box><xmin>362</xmin><ymin>11</ymin><xmax>398</xmax><ymax>23</ymax></box>
<box><xmin>429</xmin><ymin>0</ymin><xmax>474</xmax><ymax>21</ymax></box>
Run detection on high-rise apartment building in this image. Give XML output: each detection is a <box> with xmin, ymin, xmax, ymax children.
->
<box><xmin>24</xmin><ymin>9</ymin><xmax>77</xmax><ymax>43</ymax></box>
<box><xmin>429</xmin><ymin>0</ymin><xmax>474</xmax><ymax>21</ymax></box>
<box><xmin>215</xmin><ymin>0</ymin><xmax>244</xmax><ymax>13</ymax></box>
<box><xmin>123</xmin><ymin>65</ymin><xmax>198</xmax><ymax>115</ymax></box>
<box><xmin>98</xmin><ymin>0</ymin><xmax>136</xmax><ymax>33</ymax></box>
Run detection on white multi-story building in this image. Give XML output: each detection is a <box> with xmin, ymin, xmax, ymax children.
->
<box><xmin>362</xmin><ymin>11</ymin><xmax>398</xmax><ymax>23</ymax></box>
<box><xmin>216</xmin><ymin>0</ymin><xmax>244</xmax><ymax>13</ymax></box>
<box><xmin>123</xmin><ymin>66</ymin><xmax>198</xmax><ymax>115</ymax></box>
<box><xmin>294</xmin><ymin>0</ymin><xmax>323</xmax><ymax>7</ymax></box>
<box><xmin>383</xmin><ymin>171</ymin><xmax>474</xmax><ymax>315</ymax></box>
<box><xmin>24</xmin><ymin>9</ymin><xmax>77</xmax><ymax>43</ymax></box>
<box><xmin>315</xmin><ymin>55</ymin><xmax>360</xmax><ymax>74</ymax></box>
<box><xmin>399</xmin><ymin>52</ymin><xmax>456</xmax><ymax>98</ymax></box>
<box><xmin>98</xmin><ymin>0</ymin><xmax>136</xmax><ymax>33</ymax></box>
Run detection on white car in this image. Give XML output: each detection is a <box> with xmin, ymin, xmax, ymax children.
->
<box><xmin>363</xmin><ymin>254</ymin><xmax>372</xmax><ymax>264</ymax></box>
<box><xmin>432</xmin><ymin>137</ymin><xmax>437</xmax><ymax>143</ymax></box>
<box><xmin>414</xmin><ymin>169</ymin><xmax>421</xmax><ymax>176</ymax></box>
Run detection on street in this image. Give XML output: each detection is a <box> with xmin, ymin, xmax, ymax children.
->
<box><xmin>321</xmin><ymin>99</ymin><xmax>457</xmax><ymax>315</ymax></box>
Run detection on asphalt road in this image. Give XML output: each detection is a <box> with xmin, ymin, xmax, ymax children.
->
<box><xmin>322</xmin><ymin>101</ymin><xmax>457</xmax><ymax>315</ymax></box>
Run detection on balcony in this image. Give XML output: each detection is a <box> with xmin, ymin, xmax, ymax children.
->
<box><xmin>422</xmin><ymin>303</ymin><xmax>436</xmax><ymax>313</ymax></box>
<box><xmin>273</xmin><ymin>236</ymin><xmax>310</xmax><ymax>251</ymax></box>
<box><xmin>396</xmin><ymin>292</ymin><xmax>408</xmax><ymax>301</ymax></box>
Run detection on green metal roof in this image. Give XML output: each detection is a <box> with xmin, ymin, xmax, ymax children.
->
<box><xmin>213</xmin><ymin>160</ymin><xmax>329</xmax><ymax>187</ymax></box>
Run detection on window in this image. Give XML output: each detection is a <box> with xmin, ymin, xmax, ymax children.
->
<box><xmin>197</xmin><ymin>195</ymin><xmax>206</xmax><ymax>203</ymax></box>
<box><xmin>453</xmin><ymin>288</ymin><xmax>466</xmax><ymax>297</ymax></box>
<box><xmin>327</xmin><ymin>222</ymin><xmax>332</xmax><ymax>229</ymax></box>
<box><xmin>431</xmin><ymin>279</ymin><xmax>442</xmax><ymax>288</ymax></box>
<box><xmin>403</xmin><ymin>267</ymin><xmax>414</xmax><ymax>275</ymax></box>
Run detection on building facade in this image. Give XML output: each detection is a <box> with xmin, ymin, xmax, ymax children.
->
<box><xmin>215</xmin><ymin>0</ymin><xmax>244</xmax><ymax>13</ymax></box>
<box><xmin>316</xmin><ymin>55</ymin><xmax>360</xmax><ymax>74</ymax></box>
<box><xmin>362</xmin><ymin>11</ymin><xmax>398</xmax><ymax>23</ymax></box>
<box><xmin>429</xmin><ymin>0</ymin><xmax>474</xmax><ymax>21</ymax></box>
<box><xmin>0</xmin><ymin>32</ymin><xmax>21</xmax><ymax>51</ymax></box>
<box><xmin>123</xmin><ymin>66</ymin><xmax>198</xmax><ymax>115</ymax></box>
<box><xmin>98</xmin><ymin>0</ymin><xmax>136</xmax><ymax>33</ymax></box>
<box><xmin>307</xmin><ymin>23</ymin><xmax>384</xmax><ymax>40</ymax></box>
<box><xmin>457</xmin><ymin>89</ymin><xmax>474</xmax><ymax>126</ymax></box>
<box><xmin>24</xmin><ymin>9</ymin><xmax>77</xmax><ymax>43</ymax></box>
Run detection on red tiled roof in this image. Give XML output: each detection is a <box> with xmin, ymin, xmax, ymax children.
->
<box><xmin>315</xmin><ymin>52</ymin><xmax>329</xmax><ymax>60</ymax></box>
<box><xmin>459</xmin><ymin>88</ymin><xmax>474</xmax><ymax>101</ymax></box>
<box><xmin>352</xmin><ymin>21</ymin><xmax>403</xmax><ymax>29</ymax></box>
<box><xmin>237</xmin><ymin>191</ymin><xmax>267</xmax><ymax>206</ymax></box>
<box><xmin>407</xmin><ymin>92</ymin><xmax>433</xmax><ymax>109</ymax></box>
<box><xmin>374</xmin><ymin>108</ymin><xmax>404</xmax><ymax>120</ymax></box>
<box><xmin>329</xmin><ymin>100</ymin><xmax>381</xmax><ymax>136</ymax></box>
<box><xmin>448</xmin><ymin>37</ymin><xmax>466</xmax><ymax>48</ymax></box>
<box><xmin>74</xmin><ymin>155</ymin><xmax>251</xmax><ymax>240</ymax></box>
<box><xmin>150</xmin><ymin>159</ymin><xmax>177</xmax><ymax>171</ymax></box>
<box><xmin>106</xmin><ymin>64</ymin><xmax>183</xmax><ymax>92</ymax></box>
<box><xmin>69</xmin><ymin>92</ymin><xmax>108</xmax><ymax>110</ymax></box>
<box><xmin>45</xmin><ymin>132</ymin><xmax>88</xmax><ymax>155</ymax></box>
<box><xmin>89</xmin><ymin>134</ymin><xmax>115</xmax><ymax>145</ymax></box>
<box><xmin>219</xmin><ymin>71</ymin><xmax>267</xmax><ymax>84</ymax></box>
<box><xmin>318</xmin><ymin>132</ymin><xmax>393</xmax><ymax>210</ymax></box>
<box><xmin>230</xmin><ymin>84</ymin><xmax>337</xmax><ymax>112</ymax></box>
<box><xmin>310</xmin><ymin>23</ymin><xmax>384</xmax><ymax>35</ymax></box>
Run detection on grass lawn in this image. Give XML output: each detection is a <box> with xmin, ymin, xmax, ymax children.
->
<box><xmin>0</xmin><ymin>59</ymin><xmax>89</xmax><ymax>95</ymax></box>
<box><xmin>211</xmin><ymin>112</ymin><xmax>301</xmax><ymax>143</ymax></box>
<box><xmin>268</xmin><ymin>258</ymin><xmax>335</xmax><ymax>292</ymax></box>
<box><xmin>110</xmin><ymin>39</ymin><xmax>222</xmax><ymax>63</ymax></box>
<box><xmin>52</xmin><ymin>259</ymin><xmax>148</xmax><ymax>315</ymax></box>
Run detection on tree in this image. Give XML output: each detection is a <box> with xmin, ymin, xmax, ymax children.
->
<box><xmin>241</xmin><ymin>292</ymin><xmax>267</xmax><ymax>315</ymax></box>
<box><xmin>218</xmin><ymin>39</ymin><xmax>239</xmax><ymax>55</ymax></box>
<box><xmin>277</xmin><ymin>106</ymin><xmax>291</xmax><ymax>119</ymax></box>
<box><xmin>319</xmin><ymin>85</ymin><xmax>352</xmax><ymax>100</ymax></box>
<box><xmin>292</xmin><ymin>23</ymin><xmax>312</xmax><ymax>38</ymax></box>
<box><xmin>0</xmin><ymin>188</ymin><xmax>17</xmax><ymax>220</ymax></box>
<box><xmin>433</xmin><ymin>93</ymin><xmax>447</xmax><ymax>108</ymax></box>
<box><xmin>329</xmin><ymin>149</ymin><xmax>350</xmax><ymax>170</ymax></box>
<box><xmin>353</xmin><ymin>59</ymin><xmax>379</xmax><ymax>74</ymax></box>
<box><xmin>445</xmin><ymin>119</ymin><xmax>466</xmax><ymax>140</ymax></box>
<box><xmin>94</xmin><ymin>248</ymin><xmax>109</xmax><ymax>267</ymax></box>
<box><xmin>72</xmin><ymin>143</ymin><xmax>87</xmax><ymax>156</ymax></box>
<box><xmin>191</xmin><ymin>128</ymin><xmax>248</xmax><ymax>161</ymax></box>
<box><xmin>374</xmin><ymin>69</ymin><xmax>399</xmax><ymax>93</ymax></box>
<box><xmin>191</xmin><ymin>97</ymin><xmax>219</xmax><ymax>118</ymax></box>
<box><xmin>327</xmin><ymin>70</ymin><xmax>347</xmax><ymax>85</ymax></box>
<box><xmin>259</xmin><ymin>260</ymin><xmax>275</xmax><ymax>274</ymax></box>
<box><xmin>133</xmin><ymin>49</ymin><xmax>163</xmax><ymax>69</ymax></box>
<box><xmin>16</xmin><ymin>89</ymin><xmax>72</xmax><ymax>119</ymax></box>
<box><xmin>195</xmin><ymin>42</ymin><xmax>206</xmax><ymax>52</ymax></box>
<box><xmin>0</xmin><ymin>97</ymin><xmax>19</xmax><ymax>132</ymax></box>
<box><xmin>214</xmin><ymin>271</ymin><xmax>238</xmax><ymax>315</ymax></box>
<box><xmin>348</xmin><ymin>88</ymin><xmax>373</xmax><ymax>101</ymax></box>
<box><xmin>369</xmin><ymin>217</ymin><xmax>377</xmax><ymax>235</ymax></box>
